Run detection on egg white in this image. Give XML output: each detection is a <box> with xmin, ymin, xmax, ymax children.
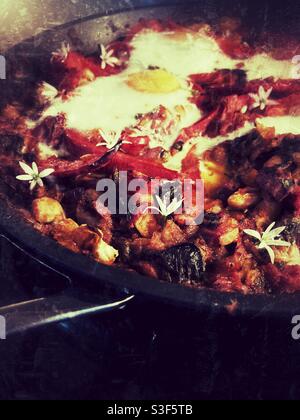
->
<box><xmin>129</xmin><ymin>30</ymin><xmax>295</xmax><ymax>80</ymax></box>
<box><xmin>256</xmin><ymin>116</ymin><xmax>300</xmax><ymax>135</ymax></box>
<box><xmin>44</xmin><ymin>73</ymin><xmax>200</xmax><ymax>134</ymax></box>
<box><xmin>41</xmin><ymin>28</ymin><xmax>296</xmax><ymax>154</ymax></box>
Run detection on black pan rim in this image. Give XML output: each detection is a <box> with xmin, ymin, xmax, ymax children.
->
<box><xmin>1</xmin><ymin>3</ymin><xmax>300</xmax><ymax>316</ymax></box>
<box><xmin>1</xmin><ymin>196</ymin><xmax>300</xmax><ymax>317</ymax></box>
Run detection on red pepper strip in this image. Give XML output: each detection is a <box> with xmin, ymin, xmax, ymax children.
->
<box><xmin>109</xmin><ymin>153</ymin><xmax>181</xmax><ymax>180</ymax></box>
<box><xmin>216</xmin><ymin>35</ymin><xmax>254</xmax><ymax>60</ymax></box>
<box><xmin>61</xmin><ymin>129</ymin><xmax>178</xmax><ymax>179</ymax></box>
<box><xmin>39</xmin><ymin>150</ymin><xmax>180</xmax><ymax>180</ymax></box>
<box><xmin>63</xmin><ymin>52</ymin><xmax>102</xmax><ymax>76</ymax></box>
<box><xmin>265</xmin><ymin>37</ymin><xmax>300</xmax><ymax>60</ymax></box>
<box><xmin>246</xmin><ymin>79</ymin><xmax>300</xmax><ymax>96</ymax></box>
<box><xmin>38</xmin><ymin>154</ymin><xmax>105</xmax><ymax>177</ymax></box>
<box><xmin>190</xmin><ymin>69</ymin><xmax>247</xmax><ymax>93</ymax></box>
<box><xmin>64</xmin><ymin>49</ymin><xmax>130</xmax><ymax>78</ymax></box>
<box><xmin>120</xmin><ymin>135</ymin><xmax>150</xmax><ymax>156</ymax></box>
<box><xmin>65</xmin><ymin>128</ymin><xmax>150</xmax><ymax>157</ymax></box>
<box><xmin>58</xmin><ymin>51</ymin><xmax>127</xmax><ymax>92</ymax></box>
<box><xmin>265</xmin><ymin>94</ymin><xmax>300</xmax><ymax>117</ymax></box>
<box><xmin>63</xmin><ymin>51</ymin><xmax>91</xmax><ymax>71</ymax></box>
<box><xmin>181</xmin><ymin>110</ymin><xmax>220</xmax><ymax>139</ymax></box>
<box><xmin>65</xmin><ymin>129</ymin><xmax>107</xmax><ymax>155</ymax></box>
<box><xmin>181</xmin><ymin>145</ymin><xmax>201</xmax><ymax>180</ymax></box>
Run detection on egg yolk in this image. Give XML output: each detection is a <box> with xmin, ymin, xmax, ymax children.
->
<box><xmin>127</xmin><ymin>69</ymin><xmax>181</xmax><ymax>93</ymax></box>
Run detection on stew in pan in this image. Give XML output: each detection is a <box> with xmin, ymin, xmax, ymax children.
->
<box><xmin>0</xmin><ymin>17</ymin><xmax>299</xmax><ymax>294</ymax></box>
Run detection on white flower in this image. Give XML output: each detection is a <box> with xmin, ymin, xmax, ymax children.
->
<box><xmin>249</xmin><ymin>86</ymin><xmax>277</xmax><ymax>111</ymax></box>
<box><xmin>37</xmin><ymin>82</ymin><xmax>58</xmax><ymax>104</ymax></box>
<box><xmin>96</xmin><ymin>129</ymin><xmax>130</xmax><ymax>150</ymax></box>
<box><xmin>241</xmin><ymin>105</ymin><xmax>248</xmax><ymax>114</ymax></box>
<box><xmin>51</xmin><ymin>42</ymin><xmax>71</xmax><ymax>63</ymax></box>
<box><xmin>144</xmin><ymin>193</ymin><xmax>183</xmax><ymax>218</ymax></box>
<box><xmin>100</xmin><ymin>44</ymin><xmax>120</xmax><ymax>70</ymax></box>
<box><xmin>244</xmin><ymin>222</ymin><xmax>291</xmax><ymax>264</ymax></box>
<box><xmin>97</xmin><ymin>130</ymin><xmax>121</xmax><ymax>149</ymax></box>
<box><xmin>16</xmin><ymin>162</ymin><xmax>54</xmax><ymax>191</ymax></box>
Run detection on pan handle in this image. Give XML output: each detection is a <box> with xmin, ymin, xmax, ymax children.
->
<box><xmin>0</xmin><ymin>234</ymin><xmax>135</xmax><ymax>336</ymax></box>
<box><xmin>0</xmin><ymin>234</ymin><xmax>73</xmax><ymax>285</ymax></box>
<box><xmin>0</xmin><ymin>292</ymin><xmax>135</xmax><ymax>337</ymax></box>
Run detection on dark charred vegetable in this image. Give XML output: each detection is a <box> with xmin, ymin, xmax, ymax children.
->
<box><xmin>0</xmin><ymin>133</ymin><xmax>23</xmax><ymax>155</ymax></box>
<box><xmin>229</xmin><ymin>130</ymin><xmax>263</xmax><ymax>168</ymax></box>
<box><xmin>257</xmin><ymin>171</ymin><xmax>295</xmax><ymax>202</ymax></box>
<box><xmin>146</xmin><ymin>244</ymin><xmax>206</xmax><ymax>284</ymax></box>
<box><xmin>280</xmin><ymin>136</ymin><xmax>300</xmax><ymax>155</ymax></box>
<box><xmin>282</xmin><ymin>216</ymin><xmax>300</xmax><ymax>246</ymax></box>
<box><xmin>190</xmin><ymin>69</ymin><xmax>247</xmax><ymax>95</ymax></box>
<box><xmin>203</xmin><ymin>213</ymin><xmax>221</xmax><ymax>228</ymax></box>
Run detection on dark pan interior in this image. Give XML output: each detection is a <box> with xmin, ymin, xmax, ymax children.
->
<box><xmin>1</xmin><ymin>1</ymin><xmax>300</xmax><ymax>315</ymax></box>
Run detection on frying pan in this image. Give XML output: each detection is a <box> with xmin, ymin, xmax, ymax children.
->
<box><xmin>0</xmin><ymin>0</ymin><xmax>300</xmax><ymax>335</ymax></box>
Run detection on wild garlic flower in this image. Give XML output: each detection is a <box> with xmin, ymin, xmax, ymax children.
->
<box><xmin>244</xmin><ymin>222</ymin><xmax>291</xmax><ymax>264</ymax></box>
<box><xmin>51</xmin><ymin>42</ymin><xmax>71</xmax><ymax>63</ymax></box>
<box><xmin>144</xmin><ymin>193</ymin><xmax>183</xmax><ymax>218</ymax></box>
<box><xmin>100</xmin><ymin>44</ymin><xmax>120</xmax><ymax>70</ymax></box>
<box><xmin>16</xmin><ymin>162</ymin><xmax>54</xmax><ymax>191</ymax></box>
<box><xmin>97</xmin><ymin>129</ymin><xmax>130</xmax><ymax>150</ymax></box>
<box><xmin>37</xmin><ymin>82</ymin><xmax>59</xmax><ymax>104</ymax></box>
<box><xmin>241</xmin><ymin>105</ymin><xmax>248</xmax><ymax>114</ymax></box>
<box><xmin>249</xmin><ymin>86</ymin><xmax>277</xmax><ymax>111</ymax></box>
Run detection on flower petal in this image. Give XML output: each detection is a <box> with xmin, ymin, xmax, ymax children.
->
<box><xmin>109</xmin><ymin>57</ymin><xmax>120</xmax><ymax>65</ymax></box>
<box><xmin>266</xmin><ymin>99</ymin><xmax>278</xmax><ymax>107</ymax></box>
<box><xmin>37</xmin><ymin>178</ymin><xmax>44</xmax><ymax>188</ymax></box>
<box><xmin>29</xmin><ymin>180</ymin><xmax>37</xmax><ymax>191</ymax></box>
<box><xmin>244</xmin><ymin>229</ymin><xmax>262</xmax><ymax>241</ymax></box>
<box><xmin>16</xmin><ymin>175</ymin><xmax>33</xmax><ymax>181</ymax></box>
<box><xmin>258</xmin><ymin>241</ymin><xmax>267</xmax><ymax>250</ymax></box>
<box><xmin>168</xmin><ymin>199</ymin><xmax>184</xmax><ymax>215</ymax></box>
<box><xmin>267</xmin><ymin>240</ymin><xmax>291</xmax><ymax>247</ymax></box>
<box><xmin>39</xmin><ymin>168</ymin><xmax>55</xmax><ymax>178</ymax></box>
<box><xmin>101</xmin><ymin>44</ymin><xmax>106</xmax><ymax>57</ymax></box>
<box><xmin>264</xmin><ymin>222</ymin><xmax>276</xmax><ymax>235</ymax></box>
<box><xmin>251</xmin><ymin>102</ymin><xmax>260</xmax><ymax>110</ymax></box>
<box><xmin>19</xmin><ymin>161</ymin><xmax>34</xmax><ymax>175</ymax></box>
<box><xmin>266</xmin><ymin>87</ymin><xmax>273</xmax><ymax>99</ymax></box>
<box><xmin>156</xmin><ymin>196</ymin><xmax>167</xmax><ymax>214</ymax></box>
<box><xmin>265</xmin><ymin>245</ymin><xmax>275</xmax><ymax>264</ymax></box>
<box><xmin>249</xmin><ymin>93</ymin><xmax>259</xmax><ymax>101</ymax></box>
<box><xmin>263</xmin><ymin>226</ymin><xmax>286</xmax><ymax>242</ymax></box>
<box><xmin>268</xmin><ymin>226</ymin><xmax>286</xmax><ymax>238</ymax></box>
<box><xmin>259</xmin><ymin>85</ymin><xmax>267</xmax><ymax>100</ymax></box>
<box><xmin>260</xmin><ymin>102</ymin><xmax>266</xmax><ymax>111</ymax></box>
<box><xmin>106</xmin><ymin>49</ymin><xmax>114</xmax><ymax>58</ymax></box>
<box><xmin>31</xmin><ymin>162</ymin><xmax>39</xmax><ymax>175</ymax></box>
